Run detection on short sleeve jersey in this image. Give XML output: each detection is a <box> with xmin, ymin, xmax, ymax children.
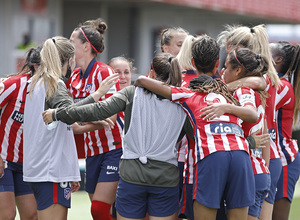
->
<box><xmin>234</xmin><ymin>87</ymin><xmax>269</xmax><ymax>175</ymax></box>
<box><xmin>66</xmin><ymin>58</ymin><xmax>123</xmax><ymax>157</ymax></box>
<box><xmin>265</xmin><ymin>75</ymin><xmax>280</xmax><ymax>159</ymax></box>
<box><xmin>171</xmin><ymin>86</ymin><xmax>249</xmax><ymax>164</ymax></box>
<box><xmin>275</xmin><ymin>78</ymin><xmax>298</xmax><ymax>166</ymax></box>
<box><xmin>0</xmin><ymin>73</ymin><xmax>30</xmax><ymax>162</ymax></box>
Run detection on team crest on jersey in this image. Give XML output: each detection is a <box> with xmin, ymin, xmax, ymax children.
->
<box><xmin>252</xmin><ymin>148</ymin><xmax>262</xmax><ymax>158</ymax></box>
<box><xmin>240</xmin><ymin>94</ymin><xmax>255</xmax><ymax>105</ymax></box>
<box><xmin>85</xmin><ymin>83</ymin><xmax>93</xmax><ymax>93</ymax></box>
<box><xmin>64</xmin><ymin>188</ymin><xmax>71</xmax><ymax>200</ymax></box>
<box><xmin>268</xmin><ymin>128</ymin><xmax>276</xmax><ymax>141</ymax></box>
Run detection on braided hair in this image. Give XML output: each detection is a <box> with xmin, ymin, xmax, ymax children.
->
<box><xmin>189</xmin><ymin>74</ymin><xmax>240</xmax><ymax>106</ymax></box>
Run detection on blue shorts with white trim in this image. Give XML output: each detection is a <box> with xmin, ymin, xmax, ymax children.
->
<box><xmin>116</xmin><ymin>178</ymin><xmax>179</xmax><ymax>218</ymax></box>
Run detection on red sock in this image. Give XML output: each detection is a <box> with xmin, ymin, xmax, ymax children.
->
<box><xmin>91</xmin><ymin>200</ymin><xmax>112</xmax><ymax>220</ymax></box>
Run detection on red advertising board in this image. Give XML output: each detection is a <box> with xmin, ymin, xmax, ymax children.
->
<box><xmin>152</xmin><ymin>0</ymin><xmax>300</xmax><ymax>22</ymax></box>
<box><xmin>21</xmin><ymin>0</ymin><xmax>47</xmax><ymax>13</ymax></box>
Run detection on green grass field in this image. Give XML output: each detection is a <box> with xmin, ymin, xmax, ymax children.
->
<box><xmin>16</xmin><ymin>180</ymin><xmax>300</xmax><ymax>219</ymax></box>
<box><xmin>289</xmin><ymin>196</ymin><xmax>300</xmax><ymax>220</ymax></box>
<box><xmin>289</xmin><ymin>180</ymin><xmax>300</xmax><ymax>220</ymax></box>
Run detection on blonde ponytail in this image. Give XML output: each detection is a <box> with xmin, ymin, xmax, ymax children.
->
<box><xmin>176</xmin><ymin>35</ymin><xmax>196</xmax><ymax>71</ymax></box>
<box><xmin>252</xmin><ymin>25</ymin><xmax>281</xmax><ymax>88</ymax></box>
<box><xmin>29</xmin><ymin>36</ymin><xmax>75</xmax><ymax>100</ymax></box>
<box><xmin>218</xmin><ymin>24</ymin><xmax>281</xmax><ymax>88</ymax></box>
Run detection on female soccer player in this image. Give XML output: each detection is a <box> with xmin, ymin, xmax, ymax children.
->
<box><xmin>68</xmin><ymin>18</ymin><xmax>123</xmax><ymax>220</ymax></box>
<box><xmin>108</xmin><ymin>56</ymin><xmax>135</xmax><ymax>90</ymax></box>
<box><xmin>161</xmin><ymin>27</ymin><xmax>188</xmax><ymax>56</ymax></box>
<box><xmin>218</xmin><ymin>25</ymin><xmax>281</xmax><ymax>219</ymax></box>
<box><xmin>108</xmin><ymin>55</ymin><xmax>136</xmax><ymax>219</ymax></box>
<box><xmin>176</xmin><ymin>34</ymin><xmax>197</xmax><ymax>220</ymax></box>
<box><xmin>23</xmin><ymin>36</ymin><xmax>80</xmax><ymax>220</ymax></box>
<box><xmin>42</xmin><ymin>52</ymin><xmax>194</xmax><ymax>220</ymax></box>
<box><xmin>201</xmin><ymin>48</ymin><xmax>271</xmax><ymax>220</ymax></box>
<box><xmin>134</xmin><ymin>35</ymin><xmax>255</xmax><ymax>220</ymax></box>
<box><xmin>270</xmin><ymin>41</ymin><xmax>300</xmax><ymax>220</ymax></box>
<box><xmin>0</xmin><ymin>47</ymin><xmax>41</xmax><ymax>220</ymax></box>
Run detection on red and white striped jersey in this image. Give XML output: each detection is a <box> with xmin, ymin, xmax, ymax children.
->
<box><xmin>178</xmin><ymin>70</ymin><xmax>197</xmax><ymax>163</ymax></box>
<box><xmin>171</xmin><ymin>86</ymin><xmax>249</xmax><ymax>164</ymax></box>
<box><xmin>0</xmin><ymin>77</ymin><xmax>8</xmax><ymax>83</ymax></box>
<box><xmin>117</xmin><ymin>111</ymin><xmax>125</xmax><ymax>136</ymax></box>
<box><xmin>265</xmin><ymin>75</ymin><xmax>280</xmax><ymax>159</ymax></box>
<box><xmin>177</xmin><ymin>135</ymin><xmax>187</xmax><ymax>163</ymax></box>
<box><xmin>182</xmin><ymin>134</ymin><xmax>196</xmax><ymax>184</ymax></box>
<box><xmin>275</xmin><ymin>78</ymin><xmax>298</xmax><ymax>166</ymax></box>
<box><xmin>0</xmin><ymin>73</ymin><xmax>30</xmax><ymax>162</ymax></box>
<box><xmin>234</xmin><ymin>87</ymin><xmax>269</xmax><ymax>174</ymax></box>
<box><xmin>181</xmin><ymin>70</ymin><xmax>197</xmax><ymax>88</ymax></box>
<box><xmin>66</xmin><ymin>58</ymin><xmax>122</xmax><ymax>157</ymax></box>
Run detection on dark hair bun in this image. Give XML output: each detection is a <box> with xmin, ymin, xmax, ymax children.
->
<box><xmin>98</xmin><ymin>23</ymin><xmax>107</xmax><ymax>34</ymax></box>
<box><xmin>79</xmin><ymin>18</ymin><xmax>107</xmax><ymax>35</ymax></box>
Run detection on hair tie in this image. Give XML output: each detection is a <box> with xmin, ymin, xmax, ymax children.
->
<box><xmin>233</xmin><ymin>50</ymin><xmax>251</xmax><ymax>72</ymax></box>
<box><xmin>250</xmin><ymin>28</ymin><xmax>255</xmax><ymax>33</ymax></box>
<box><xmin>256</xmin><ymin>54</ymin><xmax>261</xmax><ymax>59</ymax></box>
<box><xmin>79</xmin><ymin>28</ymin><xmax>99</xmax><ymax>54</ymax></box>
<box><xmin>168</xmin><ymin>57</ymin><xmax>173</xmax><ymax>63</ymax></box>
<box><xmin>52</xmin><ymin>38</ymin><xmax>56</xmax><ymax>44</ymax></box>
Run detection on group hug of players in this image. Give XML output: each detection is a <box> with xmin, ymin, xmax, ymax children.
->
<box><xmin>0</xmin><ymin>18</ymin><xmax>300</xmax><ymax>220</ymax></box>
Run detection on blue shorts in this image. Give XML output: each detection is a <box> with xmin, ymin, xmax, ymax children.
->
<box><xmin>112</xmin><ymin>201</ymin><xmax>117</xmax><ymax>218</ymax></box>
<box><xmin>179</xmin><ymin>183</ymin><xmax>194</xmax><ymax>220</ymax></box>
<box><xmin>194</xmin><ymin>151</ymin><xmax>255</xmax><ymax>209</ymax></box>
<box><xmin>265</xmin><ymin>158</ymin><xmax>282</xmax><ymax>204</ymax></box>
<box><xmin>85</xmin><ymin>148</ymin><xmax>122</xmax><ymax>193</ymax></box>
<box><xmin>248</xmin><ymin>173</ymin><xmax>271</xmax><ymax>218</ymax></box>
<box><xmin>29</xmin><ymin>182</ymin><xmax>72</xmax><ymax>210</ymax></box>
<box><xmin>116</xmin><ymin>178</ymin><xmax>179</xmax><ymax>218</ymax></box>
<box><xmin>0</xmin><ymin>161</ymin><xmax>33</xmax><ymax>196</ymax></box>
<box><xmin>275</xmin><ymin>153</ymin><xmax>300</xmax><ymax>202</ymax></box>
<box><xmin>178</xmin><ymin>161</ymin><xmax>184</xmax><ymax>200</ymax></box>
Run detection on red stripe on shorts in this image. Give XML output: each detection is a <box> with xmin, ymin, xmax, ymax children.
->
<box><xmin>53</xmin><ymin>183</ymin><xmax>58</xmax><ymax>203</ymax></box>
<box><xmin>283</xmin><ymin>165</ymin><xmax>288</xmax><ymax>198</ymax></box>
<box><xmin>181</xmin><ymin>184</ymin><xmax>187</xmax><ymax>213</ymax></box>
<box><xmin>193</xmin><ymin>163</ymin><xmax>198</xmax><ymax>200</ymax></box>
